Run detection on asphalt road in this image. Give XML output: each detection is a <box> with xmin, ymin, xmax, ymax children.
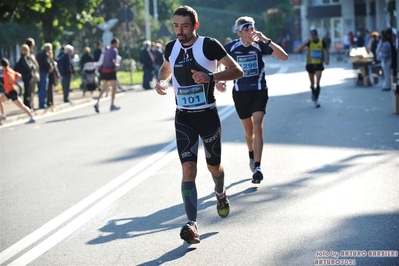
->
<box><xmin>1</xmin><ymin>58</ymin><xmax>398</xmax><ymax>266</ymax></box>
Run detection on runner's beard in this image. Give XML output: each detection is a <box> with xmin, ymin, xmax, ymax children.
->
<box><xmin>178</xmin><ymin>33</ymin><xmax>195</xmax><ymax>44</ymax></box>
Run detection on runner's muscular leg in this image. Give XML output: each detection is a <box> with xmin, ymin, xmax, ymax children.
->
<box><xmin>182</xmin><ymin>161</ymin><xmax>197</xmax><ymax>182</ymax></box>
<box><xmin>13</xmin><ymin>98</ymin><xmax>33</xmax><ymax>117</ymax></box>
<box><xmin>241</xmin><ymin>117</ymin><xmax>254</xmax><ymax>152</ymax></box>
<box><xmin>207</xmin><ymin>164</ymin><xmax>223</xmax><ymax>178</ymax></box>
<box><xmin>308</xmin><ymin>72</ymin><xmax>315</xmax><ymax>87</ymax></box>
<box><xmin>208</xmin><ymin>164</ymin><xmax>224</xmax><ymax>194</ymax></box>
<box><xmin>315</xmin><ymin>70</ymin><xmax>322</xmax><ymax>87</ymax></box>
<box><xmin>0</xmin><ymin>95</ymin><xmax>7</xmax><ymax>114</ymax></box>
<box><xmin>97</xmin><ymin>80</ymin><xmax>109</xmax><ymax>103</ymax></box>
<box><xmin>110</xmin><ymin>79</ymin><xmax>117</xmax><ymax>105</ymax></box>
<box><xmin>252</xmin><ymin>111</ymin><xmax>265</xmax><ymax>163</ymax></box>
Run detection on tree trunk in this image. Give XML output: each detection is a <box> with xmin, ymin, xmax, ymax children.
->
<box><xmin>42</xmin><ymin>8</ymin><xmax>56</xmax><ymax>43</ymax></box>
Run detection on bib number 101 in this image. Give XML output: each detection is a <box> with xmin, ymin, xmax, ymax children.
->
<box><xmin>181</xmin><ymin>95</ymin><xmax>201</xmax><ymax>105</ymax></box>
<box><xmin>177</xmin><ymin>84</ymin><xmax>206</xmax><ymax>107</ymax></box>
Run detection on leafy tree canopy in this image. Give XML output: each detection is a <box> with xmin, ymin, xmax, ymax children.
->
<box><xmin>1</xmin><ymin>0</ymin><xmax>102</xmax><ymax>44</ymax></box>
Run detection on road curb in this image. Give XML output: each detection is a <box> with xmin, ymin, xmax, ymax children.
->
<box><xmin>0</xmin><ymin>84</ymin><xmax>143</xmax><ymax>126</ymax></box>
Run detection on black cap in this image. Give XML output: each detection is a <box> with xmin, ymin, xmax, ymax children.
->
<box><xmin>310</xmin><ymin>29</ymin><xmax>318</xmax><ymax>35</ymax></box>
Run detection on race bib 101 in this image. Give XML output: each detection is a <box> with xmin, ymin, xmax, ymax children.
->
<box><xmin>177</xmin><ymin>84</ymin><xmax>207</xmax><ymax>107</ymax></box>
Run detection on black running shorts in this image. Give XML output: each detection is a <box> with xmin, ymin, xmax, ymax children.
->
<box><xmin>306</xmin><ymin>64</ymin><xmax>324</xmax><ymax>74</ymax></box>
<box><xmin>232</xmin><ymin>88</ymin><xmax>269</xmax><ymax>120</ymax></box>
<box><xmin>175</xmin><ymin>107</ymin><xmax>222</xmax><ymax>166</ymax></box>
<box><xmin>5</xmin><ymin>89</ymin><xmax>18</xmax><ymax>101</ymax></box>
<box><xmin>102</xmin><ymin>71</ymin><xmax>117</xmax><ymax>81</ymax></box>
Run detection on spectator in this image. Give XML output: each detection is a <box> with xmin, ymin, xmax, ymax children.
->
<box><xmin>24</xmin><ymin>37</ymin><xmax>39</xmax><ymax>109</ymax></box>
<box><xmin>354</xmin><ymin>31</ymin><xmax>365</xmax><ymax>48</ymax></box>
<box><xmin>79</xmin><ymin>47</ymin><xmax>94</xmax><ymax>89</ymax></box>
<box><xmin>80</xmin><ymin>47</ymin><xmax>94</xmax><ymax>73</ymax></box>
<box><xmin>47</xmin><ymin>49</ymin><xmax>60</xmax><ymax>109</ymax></box>
<box><xmin>93</xmin><ymin>41</ymin><xmax>103</xmax><ymax>90</ymax></box>
<box><xmin>60</xmin><ymin>44</ymin><xmax>75</xmax><ymax>103</ymax></box>
<box><xmin>140</xmin><ymin>40</ymin><xmax>155</xmax><ymax>90</ymax></box>
<box><xmin>386</xmin><ymin>28</ymin><xmax>398</xmax><ymax>84</ymax></box>
<box><xmin>152</xmin><ymin>42</ymin><xmax>164</xmax><ymax>82</ymax></box>
<box><xmin>0</xmin><ymin>57</ymin><xmax>35</xmax><ymax>123</ymax></box>
<box><xmin>343</xmin><ymin>32</ymin><xmax>351</xmax><ymax>58</ymax></box>
<box><xmin>349</xmin><ymin>31</ymin><xmax>355</xmax><ymax>48</ymax></box>
<box><xmin>378</xmin><ymin>31</ymin><xmax>392</xmax><ymax>91</ymax></box>
<box><xmin>364</xmin><ymin>29</ymin><xmax>370</xmax><ymax>48</ymax></box>
<box><xmin>93</xmin><ymin>41</ymin><xmax>102</xmax><ymax>62</ymax></box>
<box><xmin>369</xmin><ymin>32</ymin><xmax>380</xmax><ymax>62</ymax></box>
<box><xmin>57</xmin><ymin>46</ymin><xmax>65</xmax><ymax>59</ymax></box>
<box><xmin>14</xmin><ymin>45</ymin><xmax>34</xmax><ymax>107</ymax></box>
<box><xmin>323</xmin><ymin>32</ymin><xmax>331</xmax><ymax>50</ymax></box>
<box><xmin>36</xmin><ymin>43</ymin><xmax>54</xmax><ymax>109</ymax></box>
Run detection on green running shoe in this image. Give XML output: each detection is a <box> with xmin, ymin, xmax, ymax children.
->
<box><xmin>216</xmin><ymin>194</ymin><xmax>230</xmax><ymax>218</ymax></box>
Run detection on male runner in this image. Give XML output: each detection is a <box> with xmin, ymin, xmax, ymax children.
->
<box><xmin>155</xmin><ymin>5</ymin><xmax>243</xmax><ymax>244</ymax></box>
<box><xmin>296</xmin><ymin>29</ymin><xmax>329</xmax><ymax>108</ymax></box>
<box><xmin>94</xmin><ymin>38</ymin><xmax>120</xmax><ymax>113</ymax></box>
<box><xmin>222</xmin><ymin>16</ymin><xmax>288</xmax><ymax>184</ymax></box>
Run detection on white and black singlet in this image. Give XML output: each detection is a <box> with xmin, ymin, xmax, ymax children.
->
<box><xmin>164</xmin><ymin>36</ymin><xmax>227</xmax><ymax>166</ymax></box>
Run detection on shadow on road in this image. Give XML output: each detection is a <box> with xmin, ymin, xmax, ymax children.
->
<box><xmin>277</xmin><ymin>212</ymin><xmax>399</xmax><ymax>266</ymax></box>
<box><xmin>87</xmin><ymin>178</ymin><xmax>252</xmax><ymax>243</ymax></box>
<box><xmin>222</xmin><ymin>76</ymin><xmax>398</xmax><ymax>151</ymax></box>
<box><xmin>45</xmin><ymin>114</ymin><xmax>97</xmax><ymax>123</ymax></box>
<box><xmin>98</xmin><ymin>141</ymin><xmax>174</xmax><ymax>164</ymax></box>
<box><xmin>86</xmin><ymin>179</ymin><xmax>255</xmax><ymax>263</ymax></box>
<box><xmin>135</xmin><ymin>232</ymin><xmax>217</xmax><ymax>266</ymax></box>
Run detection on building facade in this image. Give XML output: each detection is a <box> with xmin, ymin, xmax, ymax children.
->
<box><xmin>299</xmin><ymin>0</ymin><xmax>396</xmax><ymax>49</ymax></box>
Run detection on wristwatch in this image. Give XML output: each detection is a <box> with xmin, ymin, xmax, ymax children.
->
<box><xmin>208</xmin><ymin>72</ymin><xmax>214</xmax><ymax>82</ymax></box>
<box><xmin>267</xmin><ymin>38</ymin><xmax>272</xmax><ymax>45</ymax></box>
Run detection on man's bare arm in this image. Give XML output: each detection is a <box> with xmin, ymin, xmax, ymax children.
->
<box><xmin>214</xmin><ymin>54</ymin><xmax>243</xmax><ymax>81</ymax></box>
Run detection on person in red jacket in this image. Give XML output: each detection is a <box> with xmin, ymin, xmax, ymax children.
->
<box><xmin>0</xmin><ymin>58</ymin><xmax>35</xmax><ymax>124</ymax></box>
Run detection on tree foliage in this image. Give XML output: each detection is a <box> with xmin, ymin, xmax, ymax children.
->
<box><xmin>0</xmin><ymin>0</ymin><xmax>52</xmax><ymax>23</ymax></box>
<box><xmin>0</xmin><ymin>0</ymin><xmax>294</xmax><ymax>62</ymax></box>
<box><xmin>179</xmin><ymin>0</ymin><xmax>292</xmax><ymax>42</ymax></box>
<box><xmin>264</xmin><ymin>8</ymin><xmax>287</xmax><ymax>41</ymax></box>
<box><xmin>1</xmin><ymin>0</ymin><xmax>102</xmax><ymax>44</ymax></box>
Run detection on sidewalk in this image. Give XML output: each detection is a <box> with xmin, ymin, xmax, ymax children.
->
<box><xmin>0</xmin><ymin>84</ymin><xmax>142</xmax><ymax>126</ymax></box>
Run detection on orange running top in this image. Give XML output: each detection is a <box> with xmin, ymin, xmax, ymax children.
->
<box><xmin>2</xmin><ymin>68</ymin><xmax>20</xmax><ymax>93</ymax></box>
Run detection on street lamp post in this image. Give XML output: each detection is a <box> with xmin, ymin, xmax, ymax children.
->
<box><xmin>145</xmin><ymin>0</ymin><xmax>151</xmax><ymax>41</ymax></box>
<box><xmin>153</xmin><ymin>0</ymin><xmax>158</xmax><ymax>23</ymax></box>
<box><xmin>118</xmin><ymin>6</ymin><xmax>134</xmax><ymax>84</ymax></box>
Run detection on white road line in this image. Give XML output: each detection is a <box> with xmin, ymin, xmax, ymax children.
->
<box><xmin>7</xmin><ymin>151</ymin><xmax>178</xmax><ymax>266</ymax></box>
<box><xmin>2</xmin><ymin>104</ymin><xmax>235</xmax><ymax>265</ymax></box>
<box><xmin>0</xmin><ymin>141</ymin><xmax>175</xmax><ymax>264</ymax></box>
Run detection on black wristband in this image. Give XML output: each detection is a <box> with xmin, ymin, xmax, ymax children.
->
<box><xmin>267</xmin><ymin>39</ymin><xmax>272</xmax><ymax>44</ymax></box>
<box><xmin>208</xmin><ymin>72</ymin><xmax>214</xmax><ymax>82</ymax></box>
